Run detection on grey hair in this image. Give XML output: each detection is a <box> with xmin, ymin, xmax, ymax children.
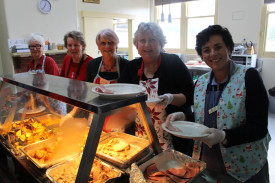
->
<box><xmin>64</xmin><ymin>31</ymin><xmax>86</xmax><ymax>50</ymax></box>
<box><xmin>27</xmin><ymin>34</ymin><xmax>45</xmax><ymax>47</ymax></box>
<box><xmin>96</xmin><ymin>29</ymin><xmax>119</xmax><ymax>47</ymax></box>
<box><xmin>133</xmin><ymin>22</ymin><xmax>167</xmax><ymax>51</ymax></box>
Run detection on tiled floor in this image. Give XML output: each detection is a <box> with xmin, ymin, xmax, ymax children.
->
<box><xmin>268</xmin><ymin>112</ymin><xmax>275</xmax><ymax>183</ymax></box>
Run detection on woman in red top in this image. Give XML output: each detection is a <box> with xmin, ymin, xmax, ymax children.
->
<box><xmin>27</xmin><ymin>34</ymin><xmax>59</xmax><ymax>75</ymax></box>
<box><xmin>60</xmin><ymin>31</ymin><xmax>93</xmax><ymax>81</ymax></box>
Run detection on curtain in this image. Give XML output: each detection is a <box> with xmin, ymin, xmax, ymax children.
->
<box><xmin>155</xmin><ymin>0</ymin><xmax>198</xmax><ymax>6</ymax></box>
<box><xmin>264</xmin><ymin>0</ymin><xmax>275</xmax><ymax>3</ymax></box>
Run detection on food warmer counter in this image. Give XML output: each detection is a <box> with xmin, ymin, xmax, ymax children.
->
<box><xmin>0</xmin><ymin>72</ymin><xmax>162</xmax><ymax>183</ymax></box>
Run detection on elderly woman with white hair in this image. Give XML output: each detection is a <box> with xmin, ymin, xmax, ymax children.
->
<box><xmin>86</xmin><ymin>28</ymin><xmax>128</xmax><ymax>84</ymax></box>
<box><xmin>27</xmin><ymin>34</ymin><xmax>59</xmax><ymax>75</ymax></box>
<box><xmin>119</xmin><ymin>22</ymin><xmax>194</xmax><ymax>152</ymax></box>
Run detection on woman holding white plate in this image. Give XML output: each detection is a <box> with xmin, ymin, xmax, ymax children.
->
<box><xmin>165</xmin><ymin>25</ymin><xmax>270</xmax><ymax>183</ymax></box>
<box><xmin>119</xmin><ymin>22</ymin><xmax>194</xmax><ymax>151</ymax></box>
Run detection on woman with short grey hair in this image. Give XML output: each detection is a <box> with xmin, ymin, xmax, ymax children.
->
<box><xmin>26</xmin><ymin>33</ymin><xmax>59</xmax><ymax>75</ymax></box>
<box><xmin>119</xmin><ymin>22</ymin><xmax>194</xmax><ymax>153</ymax></box>
<box><xmin>86</xmin><ymin>28</ymin><xmax>128</xmax><ymax>84</ymax></box>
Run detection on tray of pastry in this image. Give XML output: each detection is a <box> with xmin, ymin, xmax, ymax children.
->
<box><xmin>46</xmin><ymin>154</ymin><xmax>124</xmax><ymax>183</ymax></box>
<box><xmin>0</xmin><ymin>117</ymin><xmax>56</xmax><ymax>156</ymax></box>
<box><xmin>96</xmin><ymin>132</ymin><xmax>151</xmax><ymax>169</ymax></box>
<box><xmin>20</xmin><ymin>129</ymin><xmax>107</xmax><ymax>169</ymax></box>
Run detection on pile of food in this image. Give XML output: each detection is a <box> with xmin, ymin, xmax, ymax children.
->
<box><xmin>144</xmin><ymin>162</ymin><xmax>203</xmax><ymax>183</ymax></box>
<box><xmin>48</xmin><ymin>156</ymin><xmax>120</xmax><ymax>183</ymax></box>
<box><xmin>26</xmin><ymin>131</ymin><xmax>105</xmax><ymax>164</ymax></box>
<box><xmin>97</xmin><ymin>137</ymin><xmax>135</xmax><ymax>161</ymax></box>
<box><xmin>2</xmin><ymin>118</ymin><xmax>55</xmax><ymax>150</ymax></box>
<box><xmin>28</xmin><ymin>138</ymin><xmax>60</xmax><ymax>163</ymax></box>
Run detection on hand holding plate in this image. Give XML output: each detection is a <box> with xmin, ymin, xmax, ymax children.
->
<box><xmin>165</xmin><ymin>112</ymin><xmax>186</xmax><ymax>126</ymax></box>
<box><xmin>193</xmin><ymin>128</ymin><xmax>225</xmax><ymax>148</ymax></box>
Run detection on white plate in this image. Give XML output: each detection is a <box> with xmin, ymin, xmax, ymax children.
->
<box><xmin>18</xmin><ymin>106</ymin><xmax>46</xmax><ymax>115</ymax></box>
<box><xmin>162</xmin><ymin>121</ymin><xmax>209</xmax><ymax>139</ymax></box>
<box><xmin>91</xmin><ymin>84</ymin><xmax>146</xmax><ymax>99</ymax></box>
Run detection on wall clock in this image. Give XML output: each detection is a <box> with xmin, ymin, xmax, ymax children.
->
<box><xmin>38</xmin><ymin>0</ymin><xmax>52</xmax><ymax>14</ymax></box>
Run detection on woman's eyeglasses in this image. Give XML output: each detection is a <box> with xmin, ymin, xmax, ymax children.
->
<box><xmin>29</xmin><ymin>44</ymin><xmax>42</xmax><ymax>49</ymax></box>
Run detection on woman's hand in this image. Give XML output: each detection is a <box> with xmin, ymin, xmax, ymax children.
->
<box><xmin>157</xmin><ymin>93</ymin><xmax>174</xmax><ymax>109</ymax></box>
<box><xmin>164</xmin><ymin>112</ymin><xmax>186</xmax><ymax>132</ymax></box>
<box><xmin>194</xmin><ymin>128</ymin><xmax>226</xmax><ymax>148</ymax></box>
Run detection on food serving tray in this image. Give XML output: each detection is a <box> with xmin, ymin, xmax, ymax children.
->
<box><xmin>139</xmin><ymin>149</ymin><xmax>206</xmax><ymax>183</ymax></box>
<box><xmin>96</xmin><ymin>132</ymin><xmax>151</xmax><ymax>169</ymax></box>
<box><xmin>20</xmin><ymin>137</ymin><xmax>81</xmax><ymax>169</ymax></box>
<box><xmin>0</xmin><ymin>117</ymin><xmax>56</xmax><ymax>156</ymax></box>
<box><xmin>46</xmin><ymin>154</ymin><xmax>123</xmax><ymax>183</ymax></box>
<box><xmin>20</xmin><ymin>130</ymin><xmax>107</xmax><ymax>169</ymax></box>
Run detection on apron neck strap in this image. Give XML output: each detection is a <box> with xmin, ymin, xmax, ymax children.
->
<box><xmin>138</xmin><ymin>55</ymin><xmax>161</xmax><ymax>80</ymax></box>
<box><xmin>66</xmin><ymin>55</ymin><xmax>85</xmax><ymax>79</ymax></box>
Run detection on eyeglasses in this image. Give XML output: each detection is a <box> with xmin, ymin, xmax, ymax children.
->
<box><xmin>100</xmin><ymin>41</ymin><xmax>115</xmax><ymax>47</ymax></box>
<box><xmin>29</xmin><ymin>44</ymin><xmax>42</xmax><ymax>49</ymax></box>
<box><xmin>138</xmin><ymin>39</ymin><xmax>157</xmax><ymax>46</ymax></box>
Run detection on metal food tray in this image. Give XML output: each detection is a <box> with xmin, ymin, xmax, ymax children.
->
<box><xmin>46</xmin><ymin>154</ymin><xmax>123</xmax><ymax>183</ymax></box>
<box><xmin>96</xmin><ymin>132</ymin><xmax>151</xmax><ymax>169</ymax></box>
<box><xmin>0</xmin><ymin>117</ymin><xmax>55</xmax><ymax>157</ymax></box>
<box><xmin>20</xmin><ymin>137</ymin><xmax>81</xmax><ymax>169</ymax></box>
<box><xmin>139</xmin><ymin>149</ymin><xmax>206</xmax><ymax>183</ymax></box>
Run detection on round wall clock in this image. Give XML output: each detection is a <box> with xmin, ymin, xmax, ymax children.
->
<box><xmin>38</xmin><ymin>0</ymin><xmax>52</xmax><ymax>14</ymax></box>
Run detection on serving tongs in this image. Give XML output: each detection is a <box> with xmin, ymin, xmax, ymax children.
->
<box><xmin>1</xmin><ymin>101</ymin><xmax>17</xmax><ymax>135</ymax></box>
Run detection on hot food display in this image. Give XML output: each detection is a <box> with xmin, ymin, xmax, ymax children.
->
<box><xmin>0</xmin><ymin>74</ymin><xmax>208</xmax><ymax>182</ymax></box>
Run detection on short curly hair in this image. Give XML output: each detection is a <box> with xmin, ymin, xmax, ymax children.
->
<box><xmin>195</xmin><ymin>25</ymin><xmax>234</xmax><ymax>58</ymax></box>
<box><xmin>133</xmin><ymin>22</ymin><xmax>167</xmax><ymax>52</ymax></box>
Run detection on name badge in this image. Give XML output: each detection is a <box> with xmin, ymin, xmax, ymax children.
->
<box><xmin>208</xmin><ymin>106</ymin><xmax>218</xmax><ymax>114</ymax></box>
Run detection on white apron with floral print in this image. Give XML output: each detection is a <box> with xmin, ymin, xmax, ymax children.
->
<box><xmin>135</xmin><ymin>78</ymin><xmax>173</xmax><ymax>150</ymax></box>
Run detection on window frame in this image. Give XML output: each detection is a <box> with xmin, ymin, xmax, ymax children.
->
<box><xmin>154</xmin><ymin>0</ymin><xmax>218</xmax><ymax>54</ymax></box>
<box><xmin>259</xmin><ymin>3</ymin><xmax>275</xmax><ymax>58</ymax></box>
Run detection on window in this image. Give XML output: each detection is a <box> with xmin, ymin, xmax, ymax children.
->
<box><xmin>113</xmin><ymin>19</ymin><xmax>128</xmax><ymax>48</ymax></box>
<box><xmin>259</xmin><ymin>3</ymin><xmax>275</xmax><ymax>57</ymax></box>
<box><xmin>155</xmin><ymin>0</ymin><xmax>217</xmax><ymax>54</ymax></box>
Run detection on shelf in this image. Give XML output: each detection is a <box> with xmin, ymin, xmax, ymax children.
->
<box><xmin>11</xmin><ymin>50</ymin><xmax>67</xmax><ymax>58</ymax></box>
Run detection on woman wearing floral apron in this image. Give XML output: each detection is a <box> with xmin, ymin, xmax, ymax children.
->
<box><xmin>165</xmin><ymin>25</ymin><xmax>270</xmax><ymax>183</ymax></box>
<box><xmin>119</xmin><ymin>22</ymin><xmax>194</xmax><ymax>151</ymax></box>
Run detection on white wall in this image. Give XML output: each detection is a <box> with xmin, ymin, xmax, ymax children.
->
<box><xmin>4</xmin><ymin>0</ymin><xmax>78</xmax><ymax>45</ymax></box>
<box><xmin>218</xmin><ymin>0</ymin><xmax>275</xmax><ymax>91</ymax></box>
<box><xmin>218</xmin><ymin>0</ymin><xmax>262</xmax><ymax>50</ymax></box>
<box><xmin>77</xmin><ymin>0</ymin><xmax>150</xmax><ymax>33</ymax></box>
<box><xmin>0</xmin><ymin>0</ymin><xmax>13</xmax><ymax>75</ymax></box>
